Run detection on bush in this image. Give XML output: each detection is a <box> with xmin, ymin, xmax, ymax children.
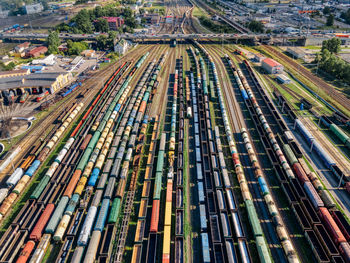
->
<box><xmin>199</xmin><ymin>16</ymin><xmax>237</xmax><ymax>33</ymax></box>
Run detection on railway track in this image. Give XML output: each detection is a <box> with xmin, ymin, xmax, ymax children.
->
<box><xmin>263</xmin><ymin>45</ymin><xmax>350</xmax><ymax>116</ymax></box>
<box><xmin>0</xmin><ymin>45</ymin><xmax>157</xmax><ymax>261</ymax></box>
<box><xmin>233</xmin><ymin>49</ymin><xmax>350</xmax><ymax>262</ymax></box>
<box><xmin>2</xmin><ymin>43</ymin><xmax>350</xmax><ymax>263</ymax></box>
<box><xmin>0</xmin><ymin>59</ymin><xmax>131</xmax><ymax>262</ymax></box>
<box><xmin>190</xmin><ymin>0</ymin><xmax>250</xmax><ymax>33</ymax></box>
<box><xmin>0</xmin><ymin>47</ymin><xmax>150</xmax><ymax>182</ymax></box>
<box><xmin>206</xmin><ymin>44</ymin><xmax>288</xmax><ymax>262</ymax></box>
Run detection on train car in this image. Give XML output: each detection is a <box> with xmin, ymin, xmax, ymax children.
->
<box><xmin>19</xmin><ymin>91</ymin><xmax>29</xmax><ymax>103</ymax></box>
<box><xmin>171</xmin><ymin>40</ymin><xmax>177</xmax><ymax>47</ymax></box>
<box><xmin>36</xmin><ymin>91</ymin><xmax>49</xmax><ymax>102</ymax></box>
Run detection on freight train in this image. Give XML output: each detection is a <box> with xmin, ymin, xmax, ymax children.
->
<box><xmin>47</xmin><ymin>54</ymin><xmax>150</xmax><ymax>262</ymax></box>
<box><xmin>1</xmin><ymin>62</ymin><xmax>130</xmax><ymax>263</ymax></box>
<box><xmin>189</xmin><ymin>46</ymin><xmax>255</xmax><ymax>263</ymax></box>
<box><xmin>235</xmin><ymin>56</ymin><xmax>350</xmax><ymax>262</ymax></box>
<box><xmin>320</xmin><ymin>115</ymin><xmax>350</xmax><ymax>150</ymax></box>
<box><xmin>295</xmin><ymin>118</ymin><xmax>350</xmax><ymax>192</ymax></box>
<box><xmin>36</xmin><ymin>91</ymin><xmax>49</xmax><ymax>102</ymax></box>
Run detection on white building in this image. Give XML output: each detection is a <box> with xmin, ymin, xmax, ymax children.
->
<box><xmin>0</xmin><ymin>8</ymin><xmax>9</xmax><ymax>18</ymax></box>
<box><xmin>254</xmin><ymin>53</ymin><xmax>266</xmax><ymax>63</ymax></box>
<box><xmin>25</xmin><ymin>3</ymin><xmax>44</xmax><ymax>15</ymax></box>
<box><xmin>261</xmin><ymin>58</ymin><xmax>284</xmax><ymax>74</ymax></box>
<box><xmin>32</xmin><ymin>54</ymin><xmax>56</xmax><ymax>66</ymax></box>
<box><xmin>276</xmin><ymin>74</ymin><xmax>291</xmax><ymax>84</ymax></box>
<box><xmin>114</xmin><ymin>39</ymin><xmax>129</xmax><ymax>55</ymax></box>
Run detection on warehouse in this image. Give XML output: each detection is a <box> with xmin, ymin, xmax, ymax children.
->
<box><xmin>26</xmin><ymin>46</ymin><xmax>48</xmax><ymax>58</ymax></box>
<box><xmin>261</xmin><ymin>58</ymin><xmax>284</xmax><ymax>74</ymax></box>
<box><xmin>286</xmin><ymin>47</ymin><xmax>305</xmax><ymax>59</ymax></box>
<box><xmin>0</xmin><ymin>72</ymin><xmax>72</xmax><ymax>98</ymax></box>
<box><xmin>276</xmin><ymin>74</ymin><xmax>291</xmax><ymax>84</ymax></box>
<box><xmin>0</xmin><ymin>69</ymin><xmax>30</xmax><ymax>79</ymax></box>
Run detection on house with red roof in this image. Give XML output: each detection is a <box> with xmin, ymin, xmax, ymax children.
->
<box><xmin>261</xmin><ymin>58</ymin><xmax>284</xmax><ymax>74</ymax></box>
<box><xmin>26</xmin><ymin>46</ymin><xmax>48</xmax><ymax>58</ymax></box>
<box><xmin>102</xmin><ymin>17</ymin><xmax>124</xmax><ymax>31</ymax></box>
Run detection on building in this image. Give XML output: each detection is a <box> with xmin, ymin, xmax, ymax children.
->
<box><xmin>143</xmin><ymin>14</ymin><xmax>160</xmax><ymax>24</ymax></box>
<box><xmin>71</xmin><ymin>56</ymin><xmax>83</xmax><ymax>65</ymax></box>
<box><xmin>58</xmin><ymin>44</ymin><xmax>68</xmax><ymax>52</ymax></box>
<box><xmin>254</xmin><ymin>53</ymin><xmax>266</xmax><ymax>63</ymax></box>
<box><xmin>0</xmin><ymin>72</ymin><xmax>72</xmax><ymax>95</ymax></box>
<box><xmin>102</xmin><ymin>17</ymin><xmax>124</xmax><ymax>31</ymax></box>
<box><xmin>32</xmin><ymin>54</ymin><xmax>56</xmax><ymax>66</ymax></box>
<box><xmin>25</xmin><ymin>3</ymin><xmax>44</xmax><ymax>15</ymax></box>
<box><xmin>286</xmin><ymin>47</ymin><xmax>305</xmax><ymax>59</ymax></box>
<box><xmin>21</xmin><ymin>65</ymin><xmax>45</xmax><ymax>73</ymax></box>
<box><xmin>0</xmin><ymin>8</ymin><xmax>9</xmax><ymax>19</ymax></box>
<box><xmin>284</xmin><ymin>27</ymin><xmax>299</xmax><ymax>34</ymax></box>
<box><xmin>26</xmin><ymin>46</ymin><xmax>48</xmax><ymax>58</ymax></box>
<box><xmin>0</xmin><ymin>69</ymin><xmax>30</xmax><ymax>79</ymax></box>
<box><xmin>261</xmin><ymin>58</ymin><xmax>283</xmax><ymax>74</ymax></box>
<box><xmin>276</xmin><ymin>74</ymin><xmax>291</xmax><ymax>84</ymax></box>
<box><xmin>114</xmin><ymin>39</ymin><xmax>129</xmax><ymax>55</ymax></box>
<box><xmin>14</xmin><ymin>42</ymin><xmax>31</xmax><ymax>53</ymax></box>
<box><xmin>251</xmin><ymin>14</ymin><xmax>271</xmax><ymax>23</ymax></box>
<box><xmin>81</xmin><ymin>50</ymin><xmax>95</xmax><ymax>58</ymax></box>
<box><xmin>131</xmin><ymin>5</ymin><xmax>139</xmax><ymax>12</ymax></box>
<box><xmin>14</xmin><ymin>51</ymin><xmax>26</xmax><ymax>58</ymax></box>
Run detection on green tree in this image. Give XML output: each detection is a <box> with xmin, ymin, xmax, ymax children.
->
<box><xmin>322</xmin><ymin>38</ymin><xmax>341</xmax><ymax>54</ymax></box>
<box><xmin>94</xmin><ymin>6</ymin><xmax>105</xmax><ymax>18</ymax></box>
<box><xmin>247</xmin><ymin>20</ymin><xmax>265</xmax><ymax>33</ymax></box>
<box><xmin>73</xmin><ymin>9</ymin><xmax>94</xmax><ymax>33</ymax></box>
<box><xmin>56</xmin><ymin>23</ymin><xmax>71</xmax><ymax>32</ymax></box>
<box><xmin>315</xmin><ymin>46</ymin><xmax>350</xmax><ymax>85</ymax></box>
<box><xmin>47</xmin><ymin>31</ymin><xmax>61</xmax><ymax>54</ymax></box>
<box><xmin>95</xmin><ymin>18</ymin><xmax>109</xmax><ymax>32</ymax></box>
<box><xmin>323</xmin><ymin>6</ymin><xmax>331</xmax><ymax>15</ymax></box>
<box><xmin>340</xmin><ymin>8</ymin><xmax>350</xmax><ymax>24</ymax></box>
<box><xmin>96</xmin><ymin>35</ymin><xmax>108</xmax><ymax>50</ymax></box>
<box><xmin>0</xmin><ymin>61</ymin><xmax>15</xmax><ymax>71</ymax></box>
<box><xmin>107</xmin><ymin>31</ymin><xmax>117</xmax><ymax>49</ymax></box>
<box><xmin>67</xmin><ymin>40</ymin><xmax>88</xmax><ymax>55</ymax></box>
<box><xmin>326</xmin><ymin>14</ymin><xmax>334</xmax><ymax>26</ymax></box>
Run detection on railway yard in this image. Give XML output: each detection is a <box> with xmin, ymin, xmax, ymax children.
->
<box><xmin>1</xmin><ymin>1</ymin><xmax>350</xmax><ymax>263</ymax></box>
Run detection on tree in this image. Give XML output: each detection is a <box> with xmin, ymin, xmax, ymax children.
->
<box><xmin>0</xmin><ymin>61</ymin><xmax>15</xmax><ymax>71</ymax></box>
<box><xmin>67</xmin><ymin>40</ymin><xmax>88</xmax><ymax>55</ymax></box>
<box><xmin>47</xmin><ymin>31</ymin><xmax>61</xmax><ymax>54</ymax></box>
<box><xmin>95</xmin><ymin>18</ymin><xmax>109</xmax><ymax>32</ymax></box>
<box><xmin>73</xmin><ymin>9</ymin><xmax>94</xmax><ymax>33</ymax></box>
<box><xmin>326</xmin><ymin>14</ymin><xmax>334</xmax><ymax>27</ymax></box>
<box><xmin>341</xmin><ymin>8</ymin><xmax>350</xmax><ymax>24</ymax></box>
<box><xmin>315</xmin><ymin>46</ymin><xmax>350</xmax><ymax>85</ymax></box>
<box><xmin>94</xmin><ymin>6</ymin><xmax>105</xmax><ymax>18</ymax></box>
<box><xmin>323</xmin><ymin>6</ymin><xmax>331</xmax><ymax>15</ymax></box>
<box><xmin>107</xmin><ymin>31</ymin><xmax>117</xmax><ymax>49</ymax></box>
<box><xmin>96</xmin><ymin>35</ymin><xmax>108</xmax><ymax>50</ymax></box>
<box><xmin>247</xmin><ymin>20</ymin><xmax>265</xmax><ymax>33</ymax></box>
<box><xmin>322</xmin><ymin>38</ymin><xmax>341</xmax><ymax>54</ymax></box>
